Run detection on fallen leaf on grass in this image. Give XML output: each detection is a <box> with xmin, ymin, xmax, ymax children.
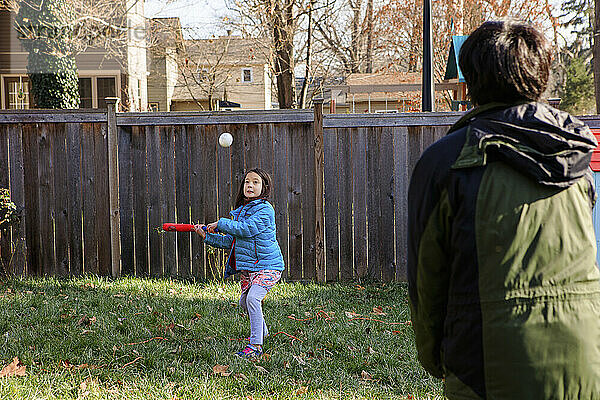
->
<box><xmin>367</xmin><ymin>346</ymin><xmax>376</xmax><ymax>354</ymax></box>
<box><xmin>345</xmin><ymin>311</ymin><xmax>360</xmax><ymax>319</ymax></box>
<box><xmin>77</xmin><ymin>315</ymin><xmax>96</xmax><ymax>326</ymax></box>
<box><xmin>234</xmin><ymin>373</ymin><xmax>248</xmax><ymax>381</ymax></box>
<box><xmin>254</xmin><ymin>365</ymin><xmax>268</xmax><ymax>373</ymax></box>
<box><xmin>296</xmin><ymin>386</ymin><xmax>308</xmax><ymax>395</ymax></box>
<box><xmin>372</xmin><ymin>306</ymin><xmax>386</xmax><ymax>316</ymax></box>
<box><xmin>293</xmin><ymin>355</ymin><xmax>307</xmax><ymax>366</ymax></box>
<box><xmin>212</xmin><ymin>364</ymin><xmax>231</xmax><ymax>376</ymax></box>
<box><xmin>62</xmin><ymin>360</ymin><xmax>88</xmax><ymax>370</ymax></box>
<box><xmin>283</xmin><ymin>361</ymin><xmax>291</xmax><ymax>369</ymax></box>
<box><xmin>0</xmin><ymin>358</ymin><xmax>26</xmax><ymax>378</ymax></box>
<box><xmin>361</xmin><ymin>370</ymin><xmax>373</xmax><ymax>381</ymax></box>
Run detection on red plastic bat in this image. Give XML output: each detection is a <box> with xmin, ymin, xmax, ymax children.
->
<box><xmin>162</xmin><ymin>223</ymin><xmax>218</xmax><ymax>233</ymax></box>
<box><xmin>162</xmin><ymin>223</ymin><xmax>195</xmax><ymax>232</ymax></box>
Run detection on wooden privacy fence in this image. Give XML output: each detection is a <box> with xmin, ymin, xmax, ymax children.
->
<box><xmin>10</xmin><ymin>105</ymin><xmax>591</xmax><ymax>282</ymax></box>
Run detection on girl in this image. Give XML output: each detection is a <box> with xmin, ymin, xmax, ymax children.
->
<box><xmin>194</xmin><ymin>168</ymin><xmax>285</xmax><ymax>359</ymax></box>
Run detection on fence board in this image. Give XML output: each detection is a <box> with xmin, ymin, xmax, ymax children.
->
<box><xmin>66</xmin><ymin>124</ymin><xmax>83</xmax><ymax>276</ymax></box>
<box><xmin>353</xmin><ymin>128</ymin><xmax>368</xmax><ymax>279</ymax></box>
<box><xmin>38</xmin><ymin>124</ymin><xmax>55</xmax><ymax>275</ymax></box>
<box><xmin>132</xmin><ymin>126</ymin><xmax>148</xmax><ymax>277</ymax></box>
<box><xmin>202</xmin><ymin>126</ymin><xmax>218</xmax><ymax>280</ymax></box>
<box><xmin>302</xmin><ymin>123</ymin><xmax>316</xmax><ymax>280</ymax></box>
<box><xmin>434</xmin><ymin>125</ymin><xmax>448</xmax><ymax>142</ymax></box>
<box><xmin>53</xmin><ymin>124</ymin><xmax>69</xmax><ymax>276</ymax></box>
<box><xmin>81</xmin><ymin>124</ymin><xmax>98</xmax><ymax>274</ymax></box>
<box><xmin>0</xmin><ymin>125</ymin><xmax>10</xmax><ymax>273</ymax></box>
<box><xmin>8</xmin><ymin>124</ymin><xmax>26</xmax><ymax>275</ymax></box>
<box><xmin>407</xmin><ymin>126</ymin><xmax>423</xmax><ymax>181</ymax></box>
<box><xmin>175</xmin><ymin>125</ymin><xmax>191</xmax><ymax>278</ymax></box>
<box><xmin>338</xmin><ymin>128</ymin><xmax>353</xmax><ymax>280</ymax></box>
<box><xmin>217</xmin><ymin>125</ymin><xmax>232</xmax><ymax>217</ymax></box>
<box><xmin>245</xmin><ymin>124</ymin><xmax>260</xmax><ymax>169</ymax></box>
<box><xmin>230</xmin><ymin>124</ymin><xmax>246</xmax><ymax>196</ymax></box>
<box><xmin>189</xmin><ymin>125</ymin><xmax>206</xmax><ymax>279</ymax></box>
<box><xmin>367</xmin><ymin>128</ymin><xmax>382</xmax><ymax>279</ymax></box>
<box><xmin>22</xmin><ymin>124</ymin><xmax>40</xmax><ymax>276</ymax></box>
<box><xmin>288</xmin><ymin>123</ymin><xmax>303</xmax><ymax>280</ymax></box>
<box><xmin>393</xmin><ymin>127</ymin><xmax>409</xmax><ymax>280</ymax></box>
<box><xmin>160</xmin><ymin>126</ymin><xmax>177</xmax><ymax>277</ymax></box>
<box><xmin>259</xmin><ymin>124</ymin><xmax>275</xmax><ymax>173</ymax></box>
<box><xmin>118</xmin><ymin>126</ymin><xmax>134</xmax><ymax>275</ymax></box>
<box><xmin>273</xmin><ymin>124</ymin><xmax>289</xmax><ymax>280</ymax></box>
<box><xmin>379</xmin><ymin>128</ymin><xmax>395</xmax><ymax>281</ymax></box>
<box><xmin>94</xmin><ymin>123</ymin><xmax>111</xmax><ymax>276</ymax></box>
<box><xmin>147</xmin><ymin>126</ymin><xmax>164</xmax><ymax>277</ymax></box>
<box><xmin>324</xmin><ymin>128</ymin><xmax>339</xmax><ymax>281</ymax></box>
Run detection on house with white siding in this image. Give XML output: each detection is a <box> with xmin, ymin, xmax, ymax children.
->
<box><xmin>0</xmin><ymin>0</ymin><xmax>148</xmax><ymax>111</ymax></box>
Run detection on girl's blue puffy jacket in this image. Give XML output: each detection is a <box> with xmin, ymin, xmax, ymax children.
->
<box><xmin>203</xmin><ymin>199</ymin><xmax>285</xmax><ymax>278</ymax></box>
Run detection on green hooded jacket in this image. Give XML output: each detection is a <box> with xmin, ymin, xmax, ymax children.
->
<box><xmin>407</xmin><ymin>102</ymin><xmax>600</xmax><ymax>399</ymax></box>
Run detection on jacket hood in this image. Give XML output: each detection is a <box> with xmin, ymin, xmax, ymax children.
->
<box><xmin>450</xmin><ymin>102</ymin><xmax>597</xmax><ymax>188</ymax></box>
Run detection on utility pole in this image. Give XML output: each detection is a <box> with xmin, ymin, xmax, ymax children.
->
<box><xmin>594</xmin><ymin>0</ymin><xmax>600</xmax><ymax>112</ymax></box>
<box><xmin>422</xmin><ymin>0</ymin><xmax>435</xmax><ymax>111</ymax></box>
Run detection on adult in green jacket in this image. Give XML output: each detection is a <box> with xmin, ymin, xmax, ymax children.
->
<box><xmin>408</xmin><ymin>19</ymin><xmax>600</xmax><ymax>399</ymax></box>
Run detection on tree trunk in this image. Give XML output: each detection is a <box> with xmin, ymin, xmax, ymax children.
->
<box><xmin>365</xmin><ymin>0</ymin><xmax>373</xmax><ymax>73</ymax></box>
<box><xmin>273</xmin><ymin>0</ymin><xmax>295</xmax><ymax>109</ymax></box>
<box><xmin>299</xmin><ymin>0</ymin><xmax>313</xmax><ymax>109</ymax></box>
<box><xmin>594</xmin><ymin>0</ymin><xmax>600</xmax><ymax>113</ymax></box>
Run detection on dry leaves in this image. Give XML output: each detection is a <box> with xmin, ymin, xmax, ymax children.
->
<box><xmin>0</xmin><ymin>357</ymin><xmax>26</xmax><ymax>378</ymax></box>
<box><xmin>234</xmin><ymin>373</ymin><xmax>248</xmax><ymax>381</ymax></box>
<box><xmin>77</xmin><ymin>315</ymin><xmax>96</xmax><ymax>326</ymax></box>
<box><xmin>293</xmin><ymin>355</ymin><xmax>307</xmax><ymax>366</ymax></box>
<box><xmin>254</xmin><ymin>365</ymin><xmax>268</xmax><ymax>373</ymax></box>
<box><xmin>296</xmin><ymin>386</ymin><xmax>308</xmax><ymax>395</ymax></box>
<box><xmin>212</xmin><ymin>364</ymin><xmax>231</xmax><ymax>376</ymax></box>
<box><xmin>372</xmin><ymin>306</ymin><xmax>386</xmax><ymax>316</ymax></box>
<box><xmin>361</xmin><ymin>370</ymin><xmax>373</xmax><ymax>381</ymax></box>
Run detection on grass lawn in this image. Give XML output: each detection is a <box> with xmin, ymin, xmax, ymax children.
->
<box><xmin>0</xmin><ymin>277</ymin><xmax>442</xmax><ymax>399</ymax></box>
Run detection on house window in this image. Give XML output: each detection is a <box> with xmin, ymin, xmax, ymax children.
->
<box><xmin>78</xmin><ymin>78</ymin><xmax>93</xmax><ymax>108</ymax></box>
<box><xmin>78</xmin><ymin>76</ymin><xmax>117</xmax><ymax>109</ymax></box>
<box><xmin>97</xmin><ymin>77</ymin><xmax>116</xmax><ymax>109</ymax></box>
<box><xmin>4</xmin><ymin>76</ymin><xmax>30</xmax><ymax>109</ymax></box>
<box><xmin>242</xmin><ymin>68</ymin><xmax>252</xmax><ymax>83</ymax></box>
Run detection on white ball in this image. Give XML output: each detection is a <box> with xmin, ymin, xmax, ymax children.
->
<box><xmin>219</xmin><ymin>132</ymin><xmax>233</xmax><ymax>148</ymax></box>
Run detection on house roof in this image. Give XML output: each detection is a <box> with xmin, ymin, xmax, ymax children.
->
<box><xmin>182</xmin><ymin>36</ymin><xmax>270</xmax><ymax>66</ymax></box>
<box><xmin>444</xmin><ymin>35</ymin><xmax>468</xmax><ymax>82</ymax></box>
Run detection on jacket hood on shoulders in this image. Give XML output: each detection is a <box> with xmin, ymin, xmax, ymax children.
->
<box><xmin>450</xmin><ymin>102</ymin><xmax>597</xmax><ymax>188</ymax></box>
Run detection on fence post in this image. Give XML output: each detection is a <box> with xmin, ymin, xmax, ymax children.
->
<box><xmin>313</xmin><ymin>98</ymin><xmax>325</xmax><ymax>282</ymax></box>
<box><xmin>106</xmin><ymin>97</ymin><xmax>121</xmax><ymax>278</ymax></box>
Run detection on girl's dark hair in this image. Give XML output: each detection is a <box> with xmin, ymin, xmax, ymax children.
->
<box><xmin>234</xmin><ymin>168</ymin><xmax>272</xmax><ymax>208</ymax></box>
<box><xmin>458</xmin><ymin>19</ymin><xmax>552</xmax><ymax>106</ymax></box>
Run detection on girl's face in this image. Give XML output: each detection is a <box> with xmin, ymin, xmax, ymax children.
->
<box><xmin>244</xmin><ymin>172</ymin><xmax>263</xmax><ymax>199</ymax></box>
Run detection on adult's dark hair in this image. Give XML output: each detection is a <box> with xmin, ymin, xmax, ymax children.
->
<box><xmin>458</xmin><ymin>19</ymin><xmax>552</xmax><ymax>106</ymax></box>
<box><xmin>234</xmin><ymin>168</ymin><xmax>272</xmax><ymax>208</ymax></box>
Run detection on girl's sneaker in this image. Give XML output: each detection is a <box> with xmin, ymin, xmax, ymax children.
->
<box><xmin>236</xmin><ymin>344</ymin><xmax>262</xmax><ymax>359</ymax></box>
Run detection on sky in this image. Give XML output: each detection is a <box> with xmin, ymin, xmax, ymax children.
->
<box><xmin>144</xmin><ymin>0</ymin><xmax>576</xmax><ymax>44</ymax></box>
<box><xmin>144</xmin><ymin>0</ymin><xmax>230</xmax><ymax>38</ymax></box>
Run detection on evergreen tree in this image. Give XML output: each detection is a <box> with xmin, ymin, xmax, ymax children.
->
<box><xmin>561</xmin><ymin>56</ymin><xmax>596</xmax><ymax>115</ymax></box>
<box><xmin>15</xmin><ymin>0</ymin><xmax>80</xmax><ymax>109</ymax></box>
